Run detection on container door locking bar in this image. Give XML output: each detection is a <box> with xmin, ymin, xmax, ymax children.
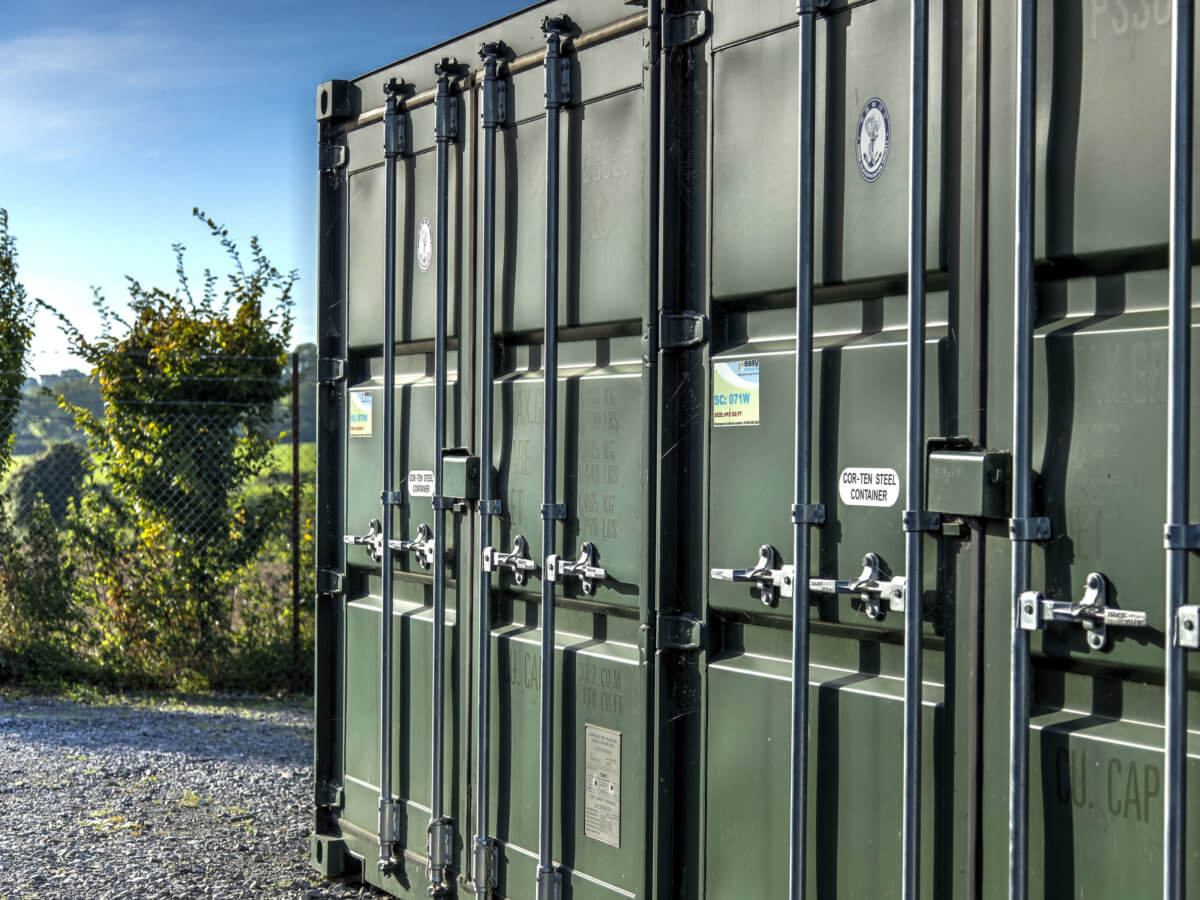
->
<box><xmin>1018</xmin><ymin>573</ymin><xmax>1149</xmax><ymax>650</ymax></box>
<box><xmin>537</xmin><ymin>18</ymin><xmax>570</xmax><ymax>900</ymax></box>
<box><xmin>483</xmin><ymin>535</ymin><xmax>538</xmax><ymax>585</ymax></box>
<box><xmin>546</xmin><ymin>541</ymin><xmax>607</xmax><ymax>595</ymax></box>
<box><xmin>375</xmin><ymin>76</ymin><xmax>407</xmax><ymax>871</ymax></box>
<box><xmin>1164</xmin><ymin>4</ymin><xmax>1195</xmax><ymax>895</ymax></box>
<box><xmin>344</xmin><ymin>518</ymin><xmax>436</xmax><ymax>570</ymax></box>
<box><xmin>710</xmin><ymin>549</ymin><xmax>904</xmax><ymax>619</ymax></box>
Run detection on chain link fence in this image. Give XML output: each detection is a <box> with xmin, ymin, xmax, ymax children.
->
<box><xmin>0</xmin><ymin>351</ymin><xmax>316</xmax><ymax>689</ymax></box>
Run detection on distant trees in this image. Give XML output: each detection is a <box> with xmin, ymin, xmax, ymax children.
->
<box><xmin>0</xmin><ymin>210</ymin><xmax>35</xmax><ymax>475</ymax></box>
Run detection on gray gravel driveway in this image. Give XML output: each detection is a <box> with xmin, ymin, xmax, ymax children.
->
<box><xmin>0</xmin><ymin>692</ymin><xmax>384</xmax><ymax>899</ymax></box>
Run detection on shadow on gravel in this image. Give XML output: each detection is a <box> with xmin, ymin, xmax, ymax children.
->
<box><xmin>0</xmin><ymin>698</ymin><xmax>313</xmax><ymax>766</ymax></box>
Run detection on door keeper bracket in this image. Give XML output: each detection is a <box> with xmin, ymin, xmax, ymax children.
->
<box><xmin>792</xmin><ymin>503</ymin><xmax>826</xmax><ymax>525</ymax></box>
<box><xmin>1177</xmin><ymin>605</ymin><xmax>1200</xmax><ymax>649</ymax></box>
<box><xmin>1164</xmin><ymin>523</ymin><xmax>1200</xmax><ymax>550</ymax></box>
<box><xmin>1009</xmin><ymin>516</ymin><xmax>1051</xmax><ymax>542</ymax></box>
<box><xmin>1019</xmin><ymin>572</ymin><xmax>1148</xmax><ymax>650</ymax></box>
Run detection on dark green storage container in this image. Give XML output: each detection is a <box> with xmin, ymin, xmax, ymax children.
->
<box><xmin>313</xmin><ymin>2</ymin><xmax>1200</xmax><ymax>898</ymax></box>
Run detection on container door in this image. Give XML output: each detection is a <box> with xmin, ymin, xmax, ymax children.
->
<box><xmin>981</xmin><ymin>4</ymin><xmax>1200</xmax><ymax>896</ymax></box>
<box><xmin>337</xmin><ymin>81</ymin><xmax>471</xmax><ymax>897</ymax></box>
<box><xmin>479</xmin><ymin>18</ymin><xmax>657</xmax><ymax>900</ymax></box>
<box><xmin>701</xmin><ymin>1</ymin><xmax>976</xmax><ymax>897</ymax></box>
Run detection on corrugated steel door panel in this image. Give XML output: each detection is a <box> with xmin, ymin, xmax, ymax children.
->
<box><xmin>710</xmin><ymin>0</ymin><xmax>948</xmax><ymax>298</ymax></box>
<box><xmin>1033</xmin><ymin>5</ymin><xmax>1200</xmax><ymax>261</ymax></box>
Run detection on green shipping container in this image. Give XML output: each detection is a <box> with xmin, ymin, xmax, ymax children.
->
<box><xmin>312</xmin><ymin>2</ymin><xmax>1200</xmax><ymax>897</ymax></box>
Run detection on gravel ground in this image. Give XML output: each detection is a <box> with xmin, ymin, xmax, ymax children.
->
<box><xmin>0</xmin><ymin>692</ymin><xmax>385</xmax><ymax>899</ymax></box>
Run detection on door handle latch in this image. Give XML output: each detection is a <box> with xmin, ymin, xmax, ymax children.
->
<box><xmin>344</xmin><ymin>518</ymin><xmax>436</xmax><ymax>570</ymax></box>
<box><xmin>809</xmin><ymin>552</ymin><xmax>907</xmax><ymax>620</ymax></box>
<box><xmin>483</xmin><ymin>535</ymin><xmax>538</xmax><ymax>585</ymax></box>
<box><xmin>547</xmin><ymin>541</ymin><xmax>607</xmax><ymax>595</ymax></box>
<box><xmin>710</xmin><ymin>544</ymin><xmax>795</xmax><ymax>607</ymax></box>
<box><xmin>1019</xmin><ymin>572</ymin><xmax>1148</xmax><ymax>650</ymax></box>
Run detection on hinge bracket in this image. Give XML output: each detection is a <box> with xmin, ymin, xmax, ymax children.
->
<box><xmin>659</xmin><ymin>310</ymin><xmax>708</xmax><ymax>350</ymax></box>
<box><xmin>663</xmin><ymin>10</ymin><xmax>711</xmax><ymax>49</ymax></box>
<box><xmin>319</xmin><ymin>143</ymin><xmax>347</xmax><ymax>175</ymax></box>
<box><xmin>657</xmin><ymin>613</ymin><xmax>704</xmax><ymax>651</ymax></box>
<box><xmin>316</xmin><ymin>568</ymin><xmax>344</xmax><ymax>594</ymax></box>
<box><xmin>318</xmin><ymin>357</ymin><xmax>346</xmax><ymax>385</ymax></box>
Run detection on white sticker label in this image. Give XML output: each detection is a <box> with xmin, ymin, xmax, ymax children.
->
<box><xmin>839</xmin><ymin>467</ymin><xmax>901</xmax><ymax>507</ymax></box>
<box><xmin>349</xmin><ymin>391</ymin><xmax>373</xmax><ymax>437</ymax></box>
<box><xmin>584</xmin><ymin>724</ymin><xmax>621</xmax><ymax>848</ymax></box>
<box><xmin>407</xmin><ymin>470</ymin><xmax>435</xmax><ymax>497</ymax></box>
<box><xmin>713</xmin><ymin>358</ymin><xmax>760</xmax><ymax>427</ymax></box>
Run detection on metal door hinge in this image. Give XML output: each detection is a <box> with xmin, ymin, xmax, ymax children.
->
<box><xmin>547</xmin><ymin>541</ymin><xmax>607</xmax><ymax>595</ymax></box>
<box><xmin>483</xmin><ymin>535</ymin><xmax>538</xmax><ymax>585</ymax></box>
<box><xmin>316</xmin><ymin>780</ymin><xmax>344</xmax><ymax>809</ymax></box>
<box><xmin>657</xmin><ymin>613</ymin><xmax>704</xmax><ymax>651</ymax></box>
<box><xmin>662</xmin><ymin>10</ymin><xmax>711</xmax><ymax>49</ymax></box>
<box><xmin>316</xmin><ymin>568</ymin><xmax>344</xmax><ymax>595</ymax></box>
<box><xmin>426</xmin><ymin>817</ymin><xmax>454</xmax><ymax>894</ymax></box>
<box><xmin>659</xmin><ymin>310</ymin><xmax>708</xmax><ymax>350</ymax></box>
<box><xmin>473</xmin><ymin>837</ymin><xmax>498</xmax><ymax>890</ymax></box>
<box><xmin>319</xmin><ymin>143</ymin><xmax>347</xmax><ymax>176</ymax></box>
<box><xmin>1178</xmin><ymin>605</ymin><xmax>1200</xmax><ymax>649</ymax></box>
<box><xmin>318</xmin><ymin>357</ymin><xmax>346</xmax><ymax>385</ymax></box>
<box><xmin>1019</xmin><ymin>572</ymin><xmax>1149</xmax><ymax>650</ymax></box>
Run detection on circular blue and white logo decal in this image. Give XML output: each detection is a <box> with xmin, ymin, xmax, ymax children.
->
<box><xmin>855</xmin><ymin>98</ymin><xmax>890</xmax><ymax>183</ymax></box>
<box><xmin>417</xmin><ymin>217</ymin><xmax>433</xmax><ymax>271</ymax></box>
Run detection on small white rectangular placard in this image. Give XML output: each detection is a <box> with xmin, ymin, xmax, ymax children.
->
<box><xmin>839</xmin><ymin>467</ymin><xmax>901</xmax><ymax>507</ymax></box>
<box><xmin>407</xmin><ymin>470</ymin><xmax>435</xmax><ymax>497</ymax></box>
<box><xmin>349</xmin><ymin>391</ymin><xmax>373</xmax><ymax>437</ymax></box>
<box><xmin>584</xmin><ymin>724</ymin><xmax>621</xmax><ymax>848</ymax></box>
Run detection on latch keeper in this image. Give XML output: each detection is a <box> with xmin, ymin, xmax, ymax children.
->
<box><xmin>1178</xmin><ymin>605</ymin><xmax>1200</xmax><ymax>650</ymax></box>
<box><xmin>1164</xmin><ymin>523</ymin><xmax>1200</xmax><ymax>550</ymax></box>
<box><xmin>792</xmin><ymin>503</ymin><xmax>826</xmax><ymax>525</ymax></box>
<box><xmin>902</xmin><ymin>509</ymin><xmax>942</xmax><ymax>533</ymax></box>
<box><xmin>1009</xmin><ymin>516</ymin><xmax>1051</xmax><ymax>542</ymax></box>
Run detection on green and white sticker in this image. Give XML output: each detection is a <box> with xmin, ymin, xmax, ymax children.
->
<box><xmin>349</xmin><ymin>391</ymin><xmax>373</xmax><ymax>437</ymax></box>
<box><xmin>713</xmin><ymin>358</ymin><xmax>760</xmax><ymax>427</ymax></box>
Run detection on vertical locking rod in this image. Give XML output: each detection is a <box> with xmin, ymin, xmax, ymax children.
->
<box><xmin>473</xmin><ymin>42</ymin><xmax>504</xmax><ymax>899</ymax></box>
<box><xmin>1008</xmin><ymin>4</ymin><xmax>1036</xmax><ymax>899</ymax></box>
<box><xmin>789</xmin><ymin>3</ymin><xmax>824</xmax><ymax>899</ymax></box>
<box><xmin>537</xmin><ymin>17</ymin><xmax>569</xmax><ymax>900</ymax></box>
<box><xmin>1165</xmin><ymin>2</ymin><xmax>1193</xmax><ymax>897</ymax></box>
<box><xmin>903</xmin><ymin>2</ymin><xmax>929</xmax><ymax>899</ymax></box>
<box><xmin>428</xmin><ymin>61</ymin><xmax>456</xmax><ymax>895</ymax></box>
<box><xmin>378</xmin><ymin>77</ymin><xmax>404</xmax><ymax>869</ymax></box>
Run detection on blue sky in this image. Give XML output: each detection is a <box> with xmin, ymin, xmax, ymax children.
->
<box><xmin>2</xmin><ymin>0</ymin><xmax>528</xmax><ymax>376</ymax></box>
